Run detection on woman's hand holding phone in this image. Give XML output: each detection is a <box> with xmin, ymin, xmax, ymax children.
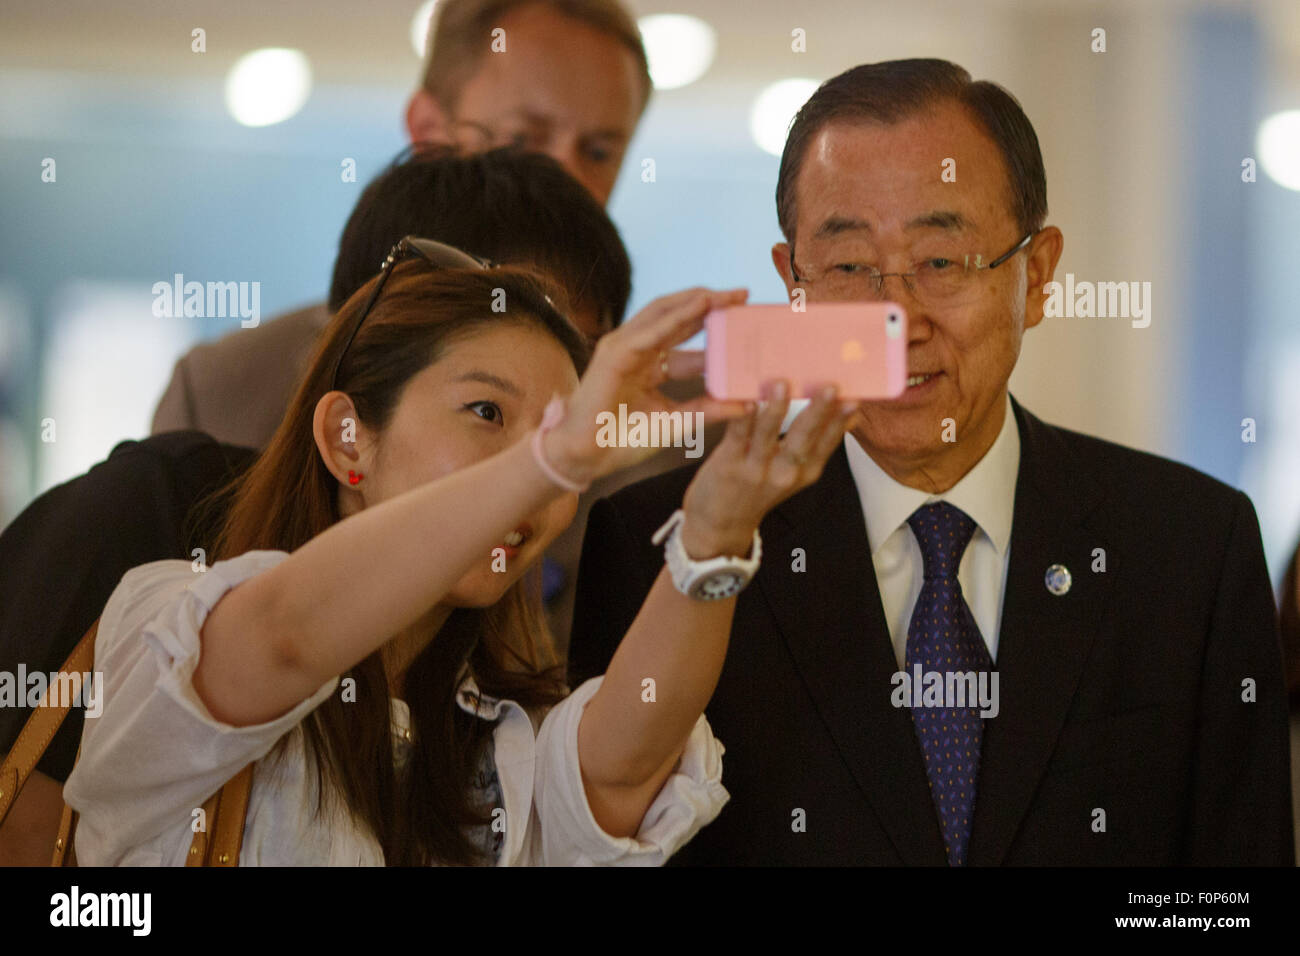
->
<box><xmin>542</xmin><ymin>287</ymin><xmax>753</xmax><ymax>485</ymax></box>
<box><xmin>678</xmin><ymin>380</ymin><xmax>857</xmax><ymax>558</ymax></box>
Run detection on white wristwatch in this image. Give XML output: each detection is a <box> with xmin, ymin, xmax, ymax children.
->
<box><xmin>651</xmin><ymin>509</ymin><xmax>762</xmax><ymax>601</ymax></box>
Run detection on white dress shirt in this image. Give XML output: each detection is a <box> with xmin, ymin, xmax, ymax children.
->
<box><xmin>64</xmin><ymin>549</ymin><xmax>728</xmax><ymax>866</ymax></box>
<box><xmin>843</xmin><ymin>395</ymin><xmax>1020</xmax><ymax>668</ymax></box>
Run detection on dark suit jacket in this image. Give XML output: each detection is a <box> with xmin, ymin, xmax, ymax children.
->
<box><xmin>569</xmin><ymin>396</ymin><xmax>1295</xmax><ymax>865</ymax></box>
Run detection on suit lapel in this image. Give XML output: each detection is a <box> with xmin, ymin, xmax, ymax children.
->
<box><xmin>756</xmin><ymin>444</ymin><xmax>948</xmax><ymax>865</ymax></box>
<box><xmin>966</xmin><ymin>397</ymin><xmax>1113</xmax><ymax>865</ymax></box>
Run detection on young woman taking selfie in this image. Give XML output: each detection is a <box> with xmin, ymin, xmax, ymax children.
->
<box><xmin>64</xmin><ymin>238</ymin><xmax>854</xmax><ymax>865</ymax></box>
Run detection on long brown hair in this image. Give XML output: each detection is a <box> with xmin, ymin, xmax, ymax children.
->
<box><xmin>202</xmin><ymin>260</ymin><xmax>589</xmax><ymax>864</ymax></box>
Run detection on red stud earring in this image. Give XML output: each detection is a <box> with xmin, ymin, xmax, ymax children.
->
<box><xmin>348</xmin><ymin>470</ymin><xmax>364</xmax><ymax>485</ymax></box>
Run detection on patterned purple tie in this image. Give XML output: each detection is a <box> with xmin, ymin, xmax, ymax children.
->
<box><xmin>905</xmin><ymin>502</ymin><xmax>992</xmax><ymax>866</ymax></box>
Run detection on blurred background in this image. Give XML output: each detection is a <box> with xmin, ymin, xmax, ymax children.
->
<box><xmin>1</xmin><ymin>0</ymin><xmax>1298</xmax><ymax>589</ymax></box>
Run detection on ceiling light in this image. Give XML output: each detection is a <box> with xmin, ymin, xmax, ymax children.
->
<box><xmin>225</xmin><ymin>48</ymin><xmax>312</xmax><ymax>127</ymax></box>
<box><xmin>638</xmin><ymin>13</ymin><xmax>717</xmax><ymax>90</ymax></box>
<box><xmin>1258</xmin><ymin>109</ymin><xmax>1300</xmax><ymax>191</ymax></box>
<box><xmin>750</xmin><ymin>77</ymin><xmax>819</xmax><ymax>156</ymax></box>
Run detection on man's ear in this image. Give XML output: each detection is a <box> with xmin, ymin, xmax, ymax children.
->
<box><xmin>1023</xmin><ymin>226</ymin><xmax>1064</xmax><ymax>330</ymax></box>
<box><xmin>771</xmin><ymin>241</ymin><xmax>798</xmax><ymax>301</ymax></box>
<box><xmin>312</xmin><ymin>391</ymin><xmax>372</xmax><ymax>493</ymax></box>
<box><xmin>405</xmin><ymin>87</ymin><xmax>452</xmax><ymax>146</ymax></box>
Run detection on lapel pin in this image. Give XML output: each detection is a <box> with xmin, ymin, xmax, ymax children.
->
<box><xmin>1045</xmin><ymin>564</ymin><xmax>1072</xmax><ymax>596</ymax></box>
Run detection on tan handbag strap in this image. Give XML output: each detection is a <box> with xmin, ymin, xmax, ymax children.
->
<box><xmin>0</xmin><ymin>612</ymin><xmax>255</xmax><ymax>866</ymax></box>
<box><xmin>189</xmin><ymin>764</ymin><xmax>254</xmax><ymax>866</ymax></box>
<box><xmin>52</xmin><ymin>766</ymin><xmax>77</xmax><ymax>866</ymax></box>
<box><xmin>0</xmin><ymin>617</ymin><xmax>99</xmax><ymax>826</ymax></box>
<box><xmin>55</xmin><ymin>759</ymin><xmax>254</xmax><ymax>868</ymax></box>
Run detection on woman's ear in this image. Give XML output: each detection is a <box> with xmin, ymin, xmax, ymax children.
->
<box><xmin>312</xmin><ymin>391</ymin><xmax>374</xmax><ymax>501</ymax></box>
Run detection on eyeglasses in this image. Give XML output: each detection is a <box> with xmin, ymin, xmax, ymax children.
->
<box><xmin>326</xmin><ymin>236</ymin><xmax>493</xmax><ymax>393</ymax></box>
<box><xmin>450</xmin><ymin>117</ymin><xmax>522</xmax><ymax>151</ymax></box>
<box><xmin>789</xmin><ymin>231</ymin><xmax>1036</xmax><ymax>306</ymax></box>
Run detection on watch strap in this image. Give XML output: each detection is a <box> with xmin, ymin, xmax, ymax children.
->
<box><xmin>652</xmin><ymin>510</ymin><xmax>761</xmax><ymax>599</ymax></box>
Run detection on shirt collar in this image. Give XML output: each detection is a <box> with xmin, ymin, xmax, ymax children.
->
<box><xmin>844</xmin><ymin>393</ymin><xmax>1020</xmax><ymax>557</ymax></box>
<box><xmin>388</xmin><ymin>673</ymin><xmax>505</xmax><ymax>727</ymax></box>
<box><xmin>455</xmin><ymin>672</ymin><xmax>505</xmax><ymax>720</ymax></box>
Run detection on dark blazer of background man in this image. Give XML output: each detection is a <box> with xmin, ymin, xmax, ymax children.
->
<box><xmin>569</xmin><ymin>59</ymin><xmax>1294</xmax><ymax>865</ymax></box>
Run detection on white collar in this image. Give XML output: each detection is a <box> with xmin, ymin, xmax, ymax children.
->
<box><xmin>454</xmin><ymin>672</ymin><xmax>505</xmax><ymax>720</ymax></box>
<box><xmin>843</xmin><ymin>393</ymin><xmax>1019</xmax><ymax>557</ymax></box>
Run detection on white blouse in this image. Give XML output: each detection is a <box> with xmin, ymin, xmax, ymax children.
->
<box><xmin>63</xmin><ymin>550</ymin><xmax>729</xmax><ymax>866</ymax></box>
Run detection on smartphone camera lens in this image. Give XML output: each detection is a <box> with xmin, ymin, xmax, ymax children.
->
<box><xmin>886</xmin><ymin>312</ymin><xmax>902</xmax><ymax>339</ymax></box>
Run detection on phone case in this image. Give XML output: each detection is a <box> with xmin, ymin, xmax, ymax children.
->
<box><xmin>704</xmin><ymin>302</ymin><xmax>907</xmax><ymax>400</ymax></box>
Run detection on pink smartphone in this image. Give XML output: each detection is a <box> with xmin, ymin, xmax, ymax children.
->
<box><xmin>704</xmin><ymin>302</ymin><xmax>907</xmax><ymax>400</ymax></box>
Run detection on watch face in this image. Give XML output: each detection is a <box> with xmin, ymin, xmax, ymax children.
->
<box><xmin>693</xmin><ymin>572</ymin><xmax>745</xmax><ymax>600</ymax></box>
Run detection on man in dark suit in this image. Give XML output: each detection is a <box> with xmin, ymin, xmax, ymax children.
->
<box><xmin>569</xmin><ymin>58</ymin><xmax>1294</xmax><ymax>865</ymax></box>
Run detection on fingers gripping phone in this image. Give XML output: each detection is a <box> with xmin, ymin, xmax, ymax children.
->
<box><xmin>704</xmin><ymin>302</ymin><xmax>907</xmax><ymax>400</ymax></box>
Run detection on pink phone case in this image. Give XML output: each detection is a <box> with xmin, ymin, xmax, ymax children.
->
<box><xmin>704</xmin><ymin>302</ymin><xmax>907</xmax><ymax>400</ymax></box>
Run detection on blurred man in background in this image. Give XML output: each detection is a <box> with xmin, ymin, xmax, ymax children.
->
<box><xmin>153</xmin><ymin>0</ymin><xmax>650</xmax><ymax>443</ymax></box>
<box><xmin>407</xmin><ymin>0</ymin><xmax>650</xmax><ymax>205</ymax></box>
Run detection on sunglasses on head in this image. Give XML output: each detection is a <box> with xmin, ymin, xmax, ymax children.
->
<box><xmin>325</xmin><ymin>236</ymin><xmax>496</xmax><ymax>393</ymax></box>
